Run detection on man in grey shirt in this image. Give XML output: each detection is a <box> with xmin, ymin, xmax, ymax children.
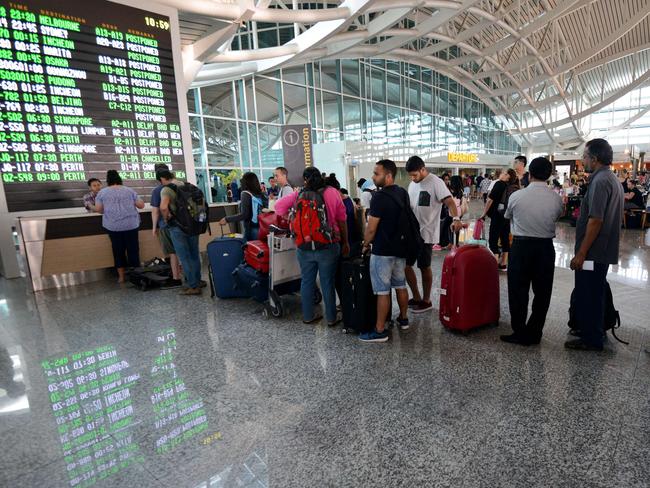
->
<box><xmin>501</xmin><ymin>157</ymin><xmax>563</xmax><ymax>346</ymax></box>
<box><xmin>567</xmin><ymin>138</ymin><xmax>624</xmax><ymax>351</ymax></box>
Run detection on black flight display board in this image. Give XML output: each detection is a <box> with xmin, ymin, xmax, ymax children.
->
<box><xmin>0</xmin><ymin>0</ymin><xmax>187</xmax><ymax>212</ymax></box>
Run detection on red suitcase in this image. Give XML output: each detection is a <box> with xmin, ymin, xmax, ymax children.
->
<box><xmin>244</xmin><ymin>240</ymin><xmax>270</xmax><ymax>273</ymax></box>
<box><xmin>439</xmin><ymin>244</ymin><xmax>500</xmax><ymax>332</ymax></box>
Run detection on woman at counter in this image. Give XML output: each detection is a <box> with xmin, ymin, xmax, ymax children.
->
<box><xmin>94</xmin><ymin>170</ymin><xmax>145</xmax><ymax>283</ymax></box>
<box><xmin>218</xmin><ymin>172</ymin><xmax>268</xmax><ymax>241</ymax></box>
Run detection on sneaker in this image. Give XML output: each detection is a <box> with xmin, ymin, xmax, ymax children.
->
<box><xmin>498</xmin><ymin>265</ymin><xmax>507</xmax><ymax>272</ymax></box>
<box><xmin>199</xmin><ymin>280</ymin><xmax>208</xmax><ymax>288</ymax></box>
<box><xmin>432</xmin><ymin>244</ymin><xmax>444</xmax><ymax>251</ymax></box>
<box><xmin>396</xmin><ymin>316</ymin><xmax>410</xmax><ymax>330</ymax></box>
<box><xmin>408</xmin><ymin>299</ymin><xmax>421</xmax><ymax>309</ymax></box>
<box><xmin>359</xmin><ymin>329</ymin><xmax>389</xmax><ymax>343</ymax></box>
<box><xmin>412</xmin><ymin>301</ymin><xmax>433</xmax><ymax>314</ymax></box>
<box><xmin>180</xmin><ymin>287</ymin><xmax>202</xmax><ymax>296</ymax></box>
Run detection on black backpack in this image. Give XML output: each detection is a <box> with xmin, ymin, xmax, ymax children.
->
<box><xmin>166</xmin><ymin>182</ymin><xmax>209</xmax><ymax>236</ymax></box>
<box><xmin>568</xmin><ymin>281</ymin><xmax>627</xmax><ymax>344</ymax></box>
<box><xmin>382</xmin><ymin>188</ymin><xmax>423</xmax><ymax>264</ymax></box>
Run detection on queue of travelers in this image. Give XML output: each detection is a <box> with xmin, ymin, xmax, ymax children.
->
<box><xmin>86</xmin><ymin>137</ymin><xmax>628</xmax><ymax>351</ymax></box>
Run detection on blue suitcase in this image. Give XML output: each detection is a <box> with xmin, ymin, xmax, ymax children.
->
<box><xmin>207</xmin><ymin>237</ymin><xmax>249</xmax><ymax>298</ymax></box>
<box><xmin>232</xmin><ymin>263</ymin><xmax>268</xmax><ymax>303</ymax></box>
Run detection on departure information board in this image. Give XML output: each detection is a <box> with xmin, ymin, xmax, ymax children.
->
<box><xmin>0</xmin><ymin>0</ymin><xmax>187</xmax><ymax>212</ymax></box>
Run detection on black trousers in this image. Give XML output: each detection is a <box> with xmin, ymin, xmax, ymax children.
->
<box><xmin>488</xmin><ymin>213</ymin><xmax>510</xmax><ymax>255</ymax></box>
<box><xmin>507</xmin><ymin>238</ymin><xmax>555</xmax><ymax>341</ymax></box>
<box><xmin>107</xmin><ymin>228</ymin><xmax>140</xmax><ymax>269</ymax></box>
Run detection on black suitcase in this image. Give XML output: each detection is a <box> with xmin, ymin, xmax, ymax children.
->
<box><xmin>339</xmin><ymin>256</ymin><xmax>391</xmax><ymax>334</ymax></box>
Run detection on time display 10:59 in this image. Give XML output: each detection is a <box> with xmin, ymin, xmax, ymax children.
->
<box><xmin>144</xmin><ymin>16</ymin><xmax>170</xmax><ymax>30</ymax></box>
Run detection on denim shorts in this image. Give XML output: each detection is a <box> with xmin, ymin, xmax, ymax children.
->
<box><xmin>369</xmin><ymin>254</ymin><xmax>407</xmax><ymax>295</ymax></box>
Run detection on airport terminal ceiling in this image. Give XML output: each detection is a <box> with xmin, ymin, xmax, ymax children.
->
<box><xmin>160</xmin><ymin>0</ymin><xmax>650</xmax><ymax>155</ymax></box>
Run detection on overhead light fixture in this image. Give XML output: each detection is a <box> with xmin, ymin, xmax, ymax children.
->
<box><xmin>624</xmin><ymin>148</ymin><xmax>630</xmax><ymax>154</ymax></box>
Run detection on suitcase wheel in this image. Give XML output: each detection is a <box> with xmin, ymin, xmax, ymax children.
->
<box><xmin>263</xmin><ymin>302</ymin><xmax>283</xmax><ymax>319</ymax></box>
<box><xmin>342</xmin><ymin>327</ymin><xmax>349</xmax><ymax>334</ymax></box>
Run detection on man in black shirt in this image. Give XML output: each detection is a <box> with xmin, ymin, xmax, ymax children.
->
<box><xmin>361</xmin><ymin>159</ymin><xmax>410</xmax><ymax>342</ymax></box>
<box><xmin>624</xmin><ymin>179</ymin><xmax>645</xmax><ymax>209</ymax></box>
<box><xmin>514</xmin><ymin>155</ymin><xmax>530</xmax><ymax>188</ymax></box>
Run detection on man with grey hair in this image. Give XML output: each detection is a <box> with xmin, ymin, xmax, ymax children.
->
<box><xmin>566</xmin><ymin>139</ymin><xmax>624</xmax><ymax>351</ymax></box>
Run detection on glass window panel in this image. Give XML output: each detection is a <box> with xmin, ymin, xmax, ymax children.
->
<box><xmin>344</xmin><ymin>96</ymin><xmax>361</xmax><ymax>141</ymax></box>
<box><xmin>282</xmin><ymin>66</ymin><xmax>307</xmax><ymax>86</ymax></box>
<box><xmin>248</xmin><ymin>123</ymin><xmax>261</xmax><ymax>168</ymax></box>
<box><xmin>341</xmin><ymin>60</ymin><xmax>360</xmax><ymax>96</ymax></box>
<box><xmin>320</xmin><ymin>91</ymin><xmax>342</xmax><ymax>136</ymax></box>
<box><xmin>200</xmin><ymin>83</ymin><xmax>235</xmax><ymax>118</ymax></box>
<box><xmin>282</xmin><ymin>83</ymin><xmax>309</xmax><ymax>125</ymax></box>
<box><xmin>187</xmin><ymin>88</ymin><xmax>199</xmax><ymax>114</ymax></box>
<box><xmin>189</xmin><ymin>116</ymin><xmax>204</xmax><ymax>169</ymax></box>
<box><xmin>369</xmin><ymin>103</ymin><xmax>387</xmax><ymax>144</ymax></box>
<box><xmin>258</xmin><ymin>124</ymin><xmax>284</xmax><ymax>168</ymax></box>
<box><xmin>371</xmin><ymin>67</ymin><xmax>386</xmax><ymax>103</ymax></box>
<box><xmin>318</xmin><ymin>60</ymin><xmax>339</xmax><ymax>92</ymax></box>
<box><xmin>422</xmin><ymin>85</ymin><xmax>433</xmax><ymax>114</ymax></box>
<box><xmin>204</xmin><ymin>118</ymin><xmax>240</xmax><ymax>168</ymax></box>
<box><xmin>209</xmin><ymin>169</ymin><xmax>242</xmax><ymax>203</ymax></box>
<box><xmin>386</xmin><ymin>73</ymin><xmax>400</xmax><ymax>106</ymax></box>
<box><xmin>251</xmin><ymin>77</ymin><xmax>282</xmax><ymax>124</ymax></box>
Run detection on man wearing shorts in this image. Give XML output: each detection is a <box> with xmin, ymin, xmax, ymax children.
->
<box><xmin>151</xmin><ymin>165</ymin><xmax>183</xmax><ymax>286</ymax></box>
<box><xmin>405</xmin><ymin>156</ymin><xmax>462</xmax><ymax>312</ymax></box>
<box><xmin>361</xmin><ymin>159</ymin><xmax>410</xmax><ymax>343</ymax></box>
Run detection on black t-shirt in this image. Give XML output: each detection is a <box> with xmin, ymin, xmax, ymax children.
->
<box><xmin>629</xmin><ymin>187</ymin><xmax>644</xmax><ymax>208</ymax></box>
<box><xmin>369</xmin><ymin>185</ymin><xmax>409</xmax><ymax>258</ymax></box>
<box><xmin>488</xmin><ymin>180</ymin><xmax>507</xmax><ymax>217</ymax></box>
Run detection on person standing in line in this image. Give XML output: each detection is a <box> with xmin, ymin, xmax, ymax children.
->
<box><xmin>463</xmin><ymin>174</ymin><xmax>472</xmax><ymax>201</ymax></box>
<box><xmin>151</xmin><ymin>165</ymin><xmax>183</xmax><ymax>287</ymax></box>
<box><xmin>159</xmin><ymin>170</ymin><xmax>205</xmax><ymax>296</ymax></box>
<box><xmin>218</xmin><ymin>172</ymin><xmax>268</xmax><ymax>242</ymax></box>
<box><xmin>267</xmin><ymin>176</ymin><xmax>278</xmax><ymax>199</ymax></box>
<box><xmin>275</xmin><ymin>167</ymin><xmax>349</xmax><ymax>327</ymax></box>
<box><xmin>274</xmin><ymin>167</ymin><xmax>294</xmax><ymax>198</ymax></box>
<box><xmin>83</xmin><ymin>178</ymin><xmax>102</xmax><ymax>212</ymax></box>
<box><xmin>480</xmin><ymin>169</ymin><xmax>519</xmax><ymax>270</ymax></box>
<box><xmin>358</xmin><ymin>178</ymin><xmax>377</xmax><ymax>218</ymax></box>
<box><xmin>360</xmin><ymin>160</ymin><xmax>411</xmax><ymax>343</ymax></box>
<box><xmin>479</xmin><ymin>173</ymin><xmax>492</xmax><ymax>203</ymax></box>
<box><xmin>500</xmin><ymin>157</ymin><xmax>564</xmax><ymax>346</ymax></box>
<box><xmin>405</xmin><ymin>156</ymin><xmax>462</xmax><ymax>312</ymax></box>
<box><xmin>94</xmin><ymin>170</ymin><xmax>144</xmax><ymax>283</ymax></box>
<box><xmin>566</xmin><ymin>139</ymin><xmax>624</xmax><ymax>351</ymax></box>
<box><xmin>514</xmin><ymin>155</ymin><xmax>530</xmax><ymax>188</ymax></box>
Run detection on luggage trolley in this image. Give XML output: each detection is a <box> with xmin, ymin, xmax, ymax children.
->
<box><xmin>262</xmin><ymin>228</ymin><xmax>322</xmax><ymax>318</ymax></box>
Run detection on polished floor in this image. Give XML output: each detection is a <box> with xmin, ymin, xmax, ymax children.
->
<box><xmin>1</xmin><ymin>218</ymin><xmax>649</xmax><ymax>488</ymax></box>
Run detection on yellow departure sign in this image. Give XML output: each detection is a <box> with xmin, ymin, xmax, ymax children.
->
<box><xmin>447</xmin><ymin>152</ymin><xmax>479</xmax><ymax>163</ymax></box>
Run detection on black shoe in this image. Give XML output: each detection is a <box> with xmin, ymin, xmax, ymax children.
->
<box><xmin>167</xmin><ymin>279</ymin><xmax>183</xmax><ymax>288</ymax></box>
<box><xmin>564</xmin><ymin>339</ymin><xmax>603</xmax><ymax>351</ymax></box>
<box><xmin>199</xmin><ymin>280</ymin><xmax>208</xmax><ymax>288</ymax></box>
<box><xmin>569</xmin><ymin>328</ymin><xmax>580</xmax><ymax>337</ymax></box>
<box><xmin>500</xmin><ymin>334</ymin><xmax>537</xmax><ymax>346</ymax></box>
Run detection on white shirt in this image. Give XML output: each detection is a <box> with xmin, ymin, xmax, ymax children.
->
<box><xmin>360</xmin><ymin>185</ymin><xmax>376</xmax><ymax>208</ymax></box>
<box><xmin>505</xmin><ymin>182</ymin><xmax>563</xmax><ymax>238</ymax></box>
<box><xmin>408</xmin><ymin>173</ymin><xmax>452</xmax><ymax>244</ymax></box>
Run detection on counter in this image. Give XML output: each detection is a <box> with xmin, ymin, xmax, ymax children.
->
<box><xmin>18</xmin><ymin>203</ymin><xmax>239</xmax><ymax>291</ymax></box>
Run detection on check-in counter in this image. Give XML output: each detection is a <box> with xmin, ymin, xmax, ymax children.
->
<box><xmin>17</xmin><ymin>203</ymin><xmax>239</xmax><ymax>291</ymax></box>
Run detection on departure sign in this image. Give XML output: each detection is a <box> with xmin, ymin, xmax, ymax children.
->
<box><xmin>0</xmin><ymin>0</ymin><xmax>186</xmax><ymax>212</ymax></box>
